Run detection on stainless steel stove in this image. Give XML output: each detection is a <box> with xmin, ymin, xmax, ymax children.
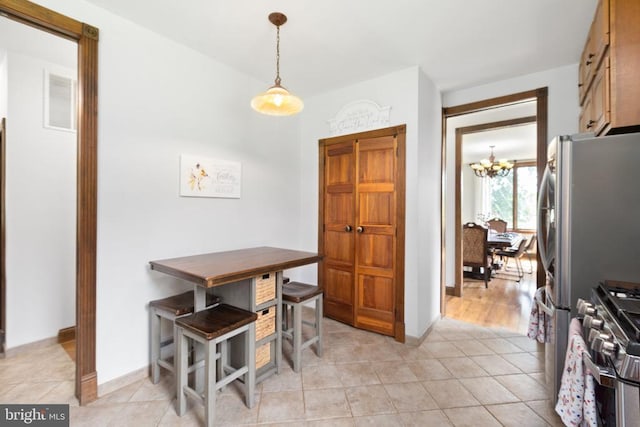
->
<box><xmin>578</xmin><ymin>280</ymin><xmax>640</xmax><ymax>426</ymax></box>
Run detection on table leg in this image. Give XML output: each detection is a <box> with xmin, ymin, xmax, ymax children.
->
<box><xmin>193</xmin><ymin>285</ymin><xmax>207</xmax><ymax>391</ymax></box>
<box><xmin>275</xmin><ymin>271</ymin><xmax>283</xmax><ymax>374</ymax></box>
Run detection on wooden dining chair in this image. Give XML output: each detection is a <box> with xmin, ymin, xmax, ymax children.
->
<box><xmin>462</xmin><ymin>222</ymin><xmax>493</xmax><ymax>288</ymax></box>
<box><xmin>524</xmin><ymin>234</ymin><xmax>537</xmax><ymax>273</ymax></box>
<box><xmin>487</xmin><ymin>218</ymin><xmax>508</xmax><ymax>233</ymax></box>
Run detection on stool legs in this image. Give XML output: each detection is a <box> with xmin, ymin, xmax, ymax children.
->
<box><xmin>204</xmin><ymin>339</ymin><xmax>216</xmax><ymax>427</ymax></box>
<box><xmin>316</xmin><ymin>297</ymin><xmax>323</xmax><ymax>357</ymax></box>
<box><xmin>292</xmin><ymin>302</ymin><xmax>303</xmax><ymax>373</ymax></box>
<box><xmin>245</xmin><ymin>322</ymin><xmax>256</xmax><ymax>409</ymax></box>
<box><xmin>282</xmin><ymin>294</ymin><xmax>323</xmax><ymax>373</ymax></box>
<box><xmin>150</xmin><ymin>309</ymin><xmax>161</xmax><ymax>384</ymax></box>
<box><xmin>175</xmin><ymin>323</ymin><xmax>256</xmax><ymax>426</ymax></box>
<box><xmin>176</xmin><ymin>326</ymin><xmax>188</xmax><ymax>417</ymax></box>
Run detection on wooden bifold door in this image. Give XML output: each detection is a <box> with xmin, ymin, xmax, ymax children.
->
<box><xmin>318</xmin><ymin>125</ymin><xmax>405</xmax><ymax>342</ymax></box>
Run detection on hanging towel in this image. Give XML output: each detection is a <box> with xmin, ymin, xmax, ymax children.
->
<box><xmin>555</xmin><ymin>318</ymin><xmax>597</xmax><ymax>427</ymax></box>
<box><xmin>527</xmin><ymin>287</ymin><xmax>550</xmax><ymax>343</ymax></box>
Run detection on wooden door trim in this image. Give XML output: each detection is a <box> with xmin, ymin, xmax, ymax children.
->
<box><xmin>0</xmin><ymin>0</ymin><xmax>99</xmax><ymax>404</ymax></box>
<box><xmin>1</xmin><ymin>118</ymin><xmax>5</xmax><ymax>354</ymax></box>
<box><xmin>318</xmin><ymin>124</ymin><xmax>406</xmax><ymax>342</ymax></box>
<box><xmin>441</xmin><ymin>88</ymin><xmax>548</xmax><ymax>311</ymax></box>
<box><xmin>453</xmin><ymin>115</ymin><xmax>537</xmax><ymax>297</ymax></box>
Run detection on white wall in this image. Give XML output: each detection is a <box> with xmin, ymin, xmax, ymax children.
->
<box><xmin>461</xmin><ymin>166</ymin><xmax>478</xmax><ymax>224</ymax></box>
<box><xmin>30</xmin><ymin>0</ymin><xmax>303</xmax><ymax>384</ymax></box>
<box><xmin>0</xmin><ymin>49</ymin><xmax>7</xmax><ymax>119</ymax></box>
<box><xmin>442</xmin><ymin>64</ymin><xmax>580</xmax><ymax>286</ymax></box>
<box><xmin>416</xmin><ymin>70</ymin><xmax>443</xmax><ymax>334</ymax></box>
<box><xmin>299</xmin><ymin>66</ymin><xmax>442</xmax><ymax>339</ymax></box>
<box><xmin>5</xmin><ymin>52</ymin><xmax>76</xmax><ymax>348</ymax></box>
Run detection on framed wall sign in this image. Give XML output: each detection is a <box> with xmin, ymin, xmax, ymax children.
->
<box><xmin>179</xmin><ymin>154</ymin><xmax>241</xmax><ymax>198</ymax></box>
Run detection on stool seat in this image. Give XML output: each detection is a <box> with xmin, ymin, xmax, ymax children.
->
<box><xmin>149</xmin><ymin>291</ymin><xmax>220</xmax><ymax>384</ymax></box>
<box><xmin>282</xmin><ymin>281</ymin><xmax>323</xmax><ymax>303</ymax></box>
<box><xmin>150</xmin><ymin>291</ymin><xmax>220</xmax><ymax>316</ymax></box>
<box><xmin>176</xmin><ymin>304</ymin><xmax>257</xmax><ymax>340</ymax></box>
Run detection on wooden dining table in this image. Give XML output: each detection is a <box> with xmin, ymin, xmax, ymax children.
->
<box><xmin>487</xmin><ymin>230</ymin><xmax>523</xmax><ymax>249</ymax></box>
<box><xmin>149</xmin><ymin>246</ymin><xmax>322</xmax><ymax>383</ymax></box>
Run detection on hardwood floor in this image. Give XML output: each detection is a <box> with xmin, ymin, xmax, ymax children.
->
<box><xmin>61</xmin><ymin>339</ymin><xmax>76</xmax><ymax>362</ymax></box>
<box><xmin>445</xmin><ymin>261</ymin><xmax>538</xmax><ymax>335</ymax></box>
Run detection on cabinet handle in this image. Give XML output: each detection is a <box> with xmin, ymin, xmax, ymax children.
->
<box><xmin>345</xmin><ymin>225</ymin><xmax>353</xmax><ymax>232</ymax></box>
<box><xmin>356</xmin><ymin>226</ymin><xmax>364</xmax><ymax>233</ymax></box>
<box><xmin>586</xmin><ymin>120</ymin><xmax>595</xmax><ymax>129</ymax></box>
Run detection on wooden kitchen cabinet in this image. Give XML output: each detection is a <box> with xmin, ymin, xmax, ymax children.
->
<box><xmin>579</xmin><ymin>0</ymin><xmax>640</xmax><ymax>135</ymax></box>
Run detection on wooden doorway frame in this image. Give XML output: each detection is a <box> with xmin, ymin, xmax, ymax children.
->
<box><xmin>453</xmin><ymin>115</ymin><xmax>537</xmax><ymax>297</ymax></box>
<box><xmin>441</xmin><ymin>88</ymin><xmax>548</xmax><ymax>310</ymax></box>
<box><xmin>0</xmin><ymin>0</ymin><xmax>99</xmax><ymax>404</ymax></box>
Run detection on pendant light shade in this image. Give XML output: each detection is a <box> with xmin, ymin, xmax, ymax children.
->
<box><xmin>251</xmin><ymin>84</ymin><xmax>304</xmax><ymax>116</ymax></box>
<box><xmin>251</xmin><ymin>12</ymin><xmax>303</xmax><ymax>116</ymax></box>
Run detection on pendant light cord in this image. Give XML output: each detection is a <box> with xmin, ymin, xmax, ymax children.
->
<box><xmin>275</xmin><ymin>25</ymin><xmax>281</xmax><ymax>86</ymax></box>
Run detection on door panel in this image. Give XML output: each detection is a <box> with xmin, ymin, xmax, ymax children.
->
<box><xmin>324</xmin><ymin>230</ymin><xmax>353</xmax><ymax>264</ymax></box>
<box><xmin>354</xmin><ymin>136</ymin><xmax>397</xmax><ymax>336</ymax></box>
<box><xmin>357</xmin><ymin>234</ymin><xmax>393</xmax><ymax>269</ymax></box>
<box><xmin>356</xmin><ymin>274</ymin><xmax>395</xmax><ymax>335</ymax></box>
<box><xmin>326</xmin><ymin>192</ymin><xmax>353</xmax><ymax>224</ymax></box>
<box><xmin>322</xmin><ymin>141</ymin><xmax>356</xmax><ymax>324</ymax></box>
<box><xmin>359</xmin><ymin>192</ymin><xmax>393</xmax><ymax>225</ymax></box>
<box><xmin>324</xmin><ymin>266</ymin><xmax>354</xmax><ymax>324</ymax></box>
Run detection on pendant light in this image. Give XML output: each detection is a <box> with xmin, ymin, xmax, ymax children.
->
<box><xmin>251</xmin><ymin>12</ymin><xmax>304</xmax><ymax>116</ymax></box>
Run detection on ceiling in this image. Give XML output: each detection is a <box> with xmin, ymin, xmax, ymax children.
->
<box><xmin>81</xmin><ymin>0</ymin><xmax>597</xmax><ymax>97</ymax></box>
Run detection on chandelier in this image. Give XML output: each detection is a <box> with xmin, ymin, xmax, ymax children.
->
<box><xmin>251</xmin><ymin>12</ymin><xmax>304</xmax><ymax>116</ymax></box>
<box><xmin>469</xmin><ymin>145</ymin><xmax>514</xmax><ymax>178</ymax></box>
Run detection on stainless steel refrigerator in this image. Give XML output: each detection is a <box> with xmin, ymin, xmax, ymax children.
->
<box><xmin>537</xmin><ymin>132</ymin><xmax>640</xmax><ymax>403</ymax></box>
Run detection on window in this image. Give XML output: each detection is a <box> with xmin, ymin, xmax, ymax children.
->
<box><xmin>44</xmin><ymin>70</ymin><xmax>77</xmax><ymax>132</ymax></box>
<box><xmin>486</xmin><ymin>161</ymin><xmax>537</xmax><ymax>231</ymax></box>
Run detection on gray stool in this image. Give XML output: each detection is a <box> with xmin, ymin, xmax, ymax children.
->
<box><xmin>281</xmin><ymin>281</ymin><xmax>323</xmax><ymax>372</ymax></box>
<box><xmin>175</xmin><ymin>304</ymin><xmax>257</xmax><ymax>427</ymax></box>
<box><xmin>149</xmin><ymin>291</ymin><xmax>219</xmax><ymax>383</ymax></box>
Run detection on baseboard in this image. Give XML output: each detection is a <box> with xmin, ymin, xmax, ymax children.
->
<box><xmin>404</xmin><ymin>315</ymin><xmax>441</xmax><ymax>347</ymax></box>
<box><xmin>97</xmin><ymin>366</ymin><xmax>148</xmax><ymax>397</ymax></box>
<box><xmin>58</xmin><ymin>326</ymin><xmax>76</xmax><ymax>343</ymax></box>
<box><xmin>4</xmin><ymin>335</ymin><xmax>59</xmax><ymax>357</ymax></box>
<box><xmin>445</xmin><ymin>286</ymin><xmax>456</xmax><ymax>296</ymax></box>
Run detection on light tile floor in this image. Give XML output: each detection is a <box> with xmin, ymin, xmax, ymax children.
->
<box><xmin>0</xmin><ymin>317</ymin><xmax>564</xmax><ymax>426</ymax></box>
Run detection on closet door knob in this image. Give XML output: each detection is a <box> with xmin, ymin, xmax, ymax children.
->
<box><xmin>345</xmin><ymin>225</ymin><xmax>352</xmax><ymax>232</ymax></box>
<box><xmin>356</xmin><ymin>226</ymin><xmax>364</xmax><ymax>233</ymax></box>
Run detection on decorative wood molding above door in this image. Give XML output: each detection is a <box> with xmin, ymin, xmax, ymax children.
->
<box><xmin>0</xmin><ymin>0</ymin><xmax>99</xmax><ymax>405</ymax></box>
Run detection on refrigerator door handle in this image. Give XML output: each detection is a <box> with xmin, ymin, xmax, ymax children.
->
<box><xmin>537</xmin><ymin>166</ymin><xmax>552</xmax><ymax>272</ymax></box>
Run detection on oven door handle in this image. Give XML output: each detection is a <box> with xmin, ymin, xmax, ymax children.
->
<box><xmin>582</xmin><ymin>353</ymin><xmax>616</xmax><ymax>388</ymax></box>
